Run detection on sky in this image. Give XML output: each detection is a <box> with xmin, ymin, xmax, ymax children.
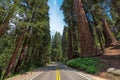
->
<box><xmin>48</xmin><ymin>0</ymin><xmax>65</xmax><ymax>35</ymax></box>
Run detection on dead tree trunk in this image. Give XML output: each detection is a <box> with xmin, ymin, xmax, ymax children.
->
<box><xmin>74</xmin><ymin>0</ymin><xmax>102</xmax><ymax>57</ymax></box>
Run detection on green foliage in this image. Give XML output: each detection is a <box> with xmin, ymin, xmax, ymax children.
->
<box><xmin>62</xmin><ymin>26</ymin><xmax>68</xmax><ymax>61</ymax></box>
<box><xmin>0</xmin><ymin>0</ymin><xmax>51</xmax><ymax>78</ymax></box>
<box><xmin>21</xmin><ymin>62</ymin><xmax>43</xmax><ymax>73</ymax></box>
<box><xmin>61</xmin><ymin>0</ymin><xmax>80</xmax><ymax>59</ymax></box>
<box><xmin>51</xmin><ymin>32</ymin><xmax>63</xmax><ymax>61</ymax></box>
<box><xmin>0</xmin><ymin>34</ymin><xmax>16</xmax><ymax>69</ymax></box>
<box><xmin>67</xmin><ymin>58</ymin><xmax>103</xmax><ymax>74</ymax></box>
<box><xmin>86</xmin><ymin>65</ymin><xmax>98</xmax><ymax>74</ymax></box>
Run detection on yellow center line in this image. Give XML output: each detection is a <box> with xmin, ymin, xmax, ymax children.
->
<box><xmin>56</xmin><ymin>68</ymin><xmax>61</xmax><ymax>80</ymax></box>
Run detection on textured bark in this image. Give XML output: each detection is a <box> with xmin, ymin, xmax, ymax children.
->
<box><xmin>68</xmin><ymin>11</ymin><xmax>79</xmax><ymax>58</ymax></box>
<box><xmin>70</xmin><ymin>10</ymin><xmax>79</xmax><ymax>57</ymax></box>
<box><xmin>101</xmin><ymin>19</ymin><xmax>118</xmax><ymax>47</ymax></box>
<box><xmin>72</xmin><ymin>25</ymin><xmax>79</xmax><ymax>57</ymax></box>
<box><xmin>74</xmin><ymin>0</ymin><xmax>102</xmax><ymax>57</ymax></box>
<box><xmin>13</xmin><ymin>26</ymin><xmax>31</xmax><ymax>73</ymax></box>
<box><xmin>2</xmin><ymin>30</ymin><xmax>25</xmax><ymax>80</ymax></box>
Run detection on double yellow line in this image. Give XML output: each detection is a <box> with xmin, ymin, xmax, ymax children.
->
<box><xmin>56</xmin><ymin>68</ymin><xmax>61</xmax><ymax>80</ymax></box>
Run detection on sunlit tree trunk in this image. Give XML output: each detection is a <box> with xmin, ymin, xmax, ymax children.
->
<box><xmin>101</xmin><ymin>18</ymin><xmax>118</xmax><ymax>47</ymax></box>
<box><xmin>74</xmin><ymin>0</ymin><xmax>102</xmax><ymax>57</ymax></box>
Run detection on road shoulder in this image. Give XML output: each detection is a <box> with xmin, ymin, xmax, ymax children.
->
<box><xmin>6</xmin><ymin>68</ymin><xmax>42</xmax><ymax>80</ymax></box>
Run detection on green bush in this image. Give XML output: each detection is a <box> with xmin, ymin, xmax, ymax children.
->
<box><xmin>67</xmin><ymin>57</ymin><xmax>102</xmax><ymax>74</ymax></box>
<box><xmin>86</xmin><ymin>65</ymin><xmax>98</xmax><ymax>74</ymax></box>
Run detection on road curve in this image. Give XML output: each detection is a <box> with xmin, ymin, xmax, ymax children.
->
<box><xmin>32</xmin><ymin>62</ymin><xmax>91</xmax><ymax>80</ymax></box>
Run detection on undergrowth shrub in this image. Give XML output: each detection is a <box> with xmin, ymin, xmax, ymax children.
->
<box><xmin>67</xmin><ymin>57</ymin><xmax>103</xmax><ymax>74</ymax></box>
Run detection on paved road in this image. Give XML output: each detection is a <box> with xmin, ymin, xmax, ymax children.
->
<box><xmin>32</xmin><ymin>62</ymin><xmax>91</xmax><ymax>80</ymax></box>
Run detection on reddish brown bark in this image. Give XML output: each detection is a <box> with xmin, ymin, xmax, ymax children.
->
<box><xmin>13</xmin><ymin>26</ymin><xmax>31</xmax><ymax>73</ymax></box>
<box><xmin>13</xmin><ymin>38</ymin><xmax>28</xmax><ymax>73</ymax></box>
<box><xmin>101</xmin><ymin>19</ymin><xmax>118</xmax><ymax>47</ymax></box>
<box><xmin>0</xmin><ymin>22</ymin><xmax>9</xmax><ymax>38</ymax></box>
<box><xmin>74</xmin><ymin>0</ymin><xmax>102</xmax><ymax>57</ymax></box>
<box><xmin>2</xmin><ymin>30</ymin><xmax>25</xmax><ymax>80</ymax></box>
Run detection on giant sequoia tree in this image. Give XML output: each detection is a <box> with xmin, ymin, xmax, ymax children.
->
<box><xmin>74</xmin><ymin>0</ymin><xmax>102</xmax><ymax>57</ymax></box>
<box><xmin>82</xmin><ymin>0</ymin><xmax>118</xmax><ymax>47</ymax></box>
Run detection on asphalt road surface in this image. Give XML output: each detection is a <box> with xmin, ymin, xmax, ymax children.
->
<box><xmin>32</xmin><ymin>62</ymin><xmax>91</xmax><ymax>80</ymax></box>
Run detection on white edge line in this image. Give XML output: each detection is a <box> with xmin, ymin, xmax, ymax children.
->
<box><xmin>30</xmin><ymin>71</ymin><xmax>42</xmax><ymax>80</ymax></box>
<box><xmin>74</xmin><ymin>71</ymin><xmax>91</xmax><ymax>80</ymax></box>
<box><xmin>65</xmin><ymin>65</ymin><xmax>91</xmax><ymax>80</ymax></box>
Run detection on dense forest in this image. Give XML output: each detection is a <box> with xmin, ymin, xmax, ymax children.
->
<box><xmin>0</xmin><ymin>0</ymin><xmax>120</xmax><ymax>79</ymax></box>
<box><xmin>61</xmin><ymin>0</ymin><xmax>120</xmax><ymax>58</ymax></box>
<box><xmin>0</xmin><ymin>0</ymin><xmax>51</xmax><ymax>79</ymax></box>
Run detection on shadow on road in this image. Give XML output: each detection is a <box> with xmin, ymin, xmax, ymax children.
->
<box><xmin>31</xmin><ymin>62</ymin><xmax>74</xmax><ymax>73</ymax></box>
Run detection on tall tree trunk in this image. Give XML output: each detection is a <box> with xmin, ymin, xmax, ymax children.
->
<box><xmin>0</xmin><ymin>22</ymin><xmax>9</xmax><ymax>38</ymax></box>
<box><xmin>68</xmin><ymin>27</ymin><xmax>73</xmax><ymax>59</ymax></box>
<box><xmin>70</xmin><ymin>10</ymin><xmax>79</xmax><ymax>58</ymax></box>
<box><xmin>93</xmin><ymin>17</ymin><xmax>104</xmax><ymax>53</ymax></box>
<box><xmin>74</xmin><ymin>0</ymin><xmax>102</xmax><ymax>57</ymax></box>
<box><xmin>96</xmin><ymin>28</ymin><xmax>105</xmax><ymax>52</ymax></box>
<box><xmin>101</xmin><ymin>19</ymin><xmax>118</xmax><ymax>47</ymax></box>
<box><xmin>13</xmin><ymin>26</ymin><xmax>31</xmax><ymax>73</ymax></box>
<box><xmin>2</xmin><ymin>30</ymin><xmax>25</xmax><ymax>80</ymax></box>
<box><xmin>72</xmin><ymin>25</ymin><xmax>79</xmax><ymax>57</ymax></box>
<box><xmin>13</xmin><ymin>37</ymin><xmax>28</xmax><ymax>73</ymax></box>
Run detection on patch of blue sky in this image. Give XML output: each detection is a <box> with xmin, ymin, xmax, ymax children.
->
<box><xmin>48</xmin><ymin>0</ymin><xmax>66</xmax><ymax>36</ymax></box>
<box><xmin>99</xmin><ymin>0</ymin><xmax>112</xmax><ymax>19</ymax></box>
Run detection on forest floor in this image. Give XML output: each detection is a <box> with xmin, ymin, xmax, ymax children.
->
<box><xmin>95</xmin><ymin>47</ymin><xmax>120</xmax><ymax>80</ymax></box>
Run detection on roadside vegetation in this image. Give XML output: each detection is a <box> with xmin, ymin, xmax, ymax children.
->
<box><xmin>67</xmin><ymin>58</ymin><xmax>103</xmax><ymax>74</ymax></box>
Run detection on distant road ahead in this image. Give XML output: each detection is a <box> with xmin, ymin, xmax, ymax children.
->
<box><xmin>32</xmin><ymin>62</ymin><xmax>91</xmax><ymax>80</ymax></box>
